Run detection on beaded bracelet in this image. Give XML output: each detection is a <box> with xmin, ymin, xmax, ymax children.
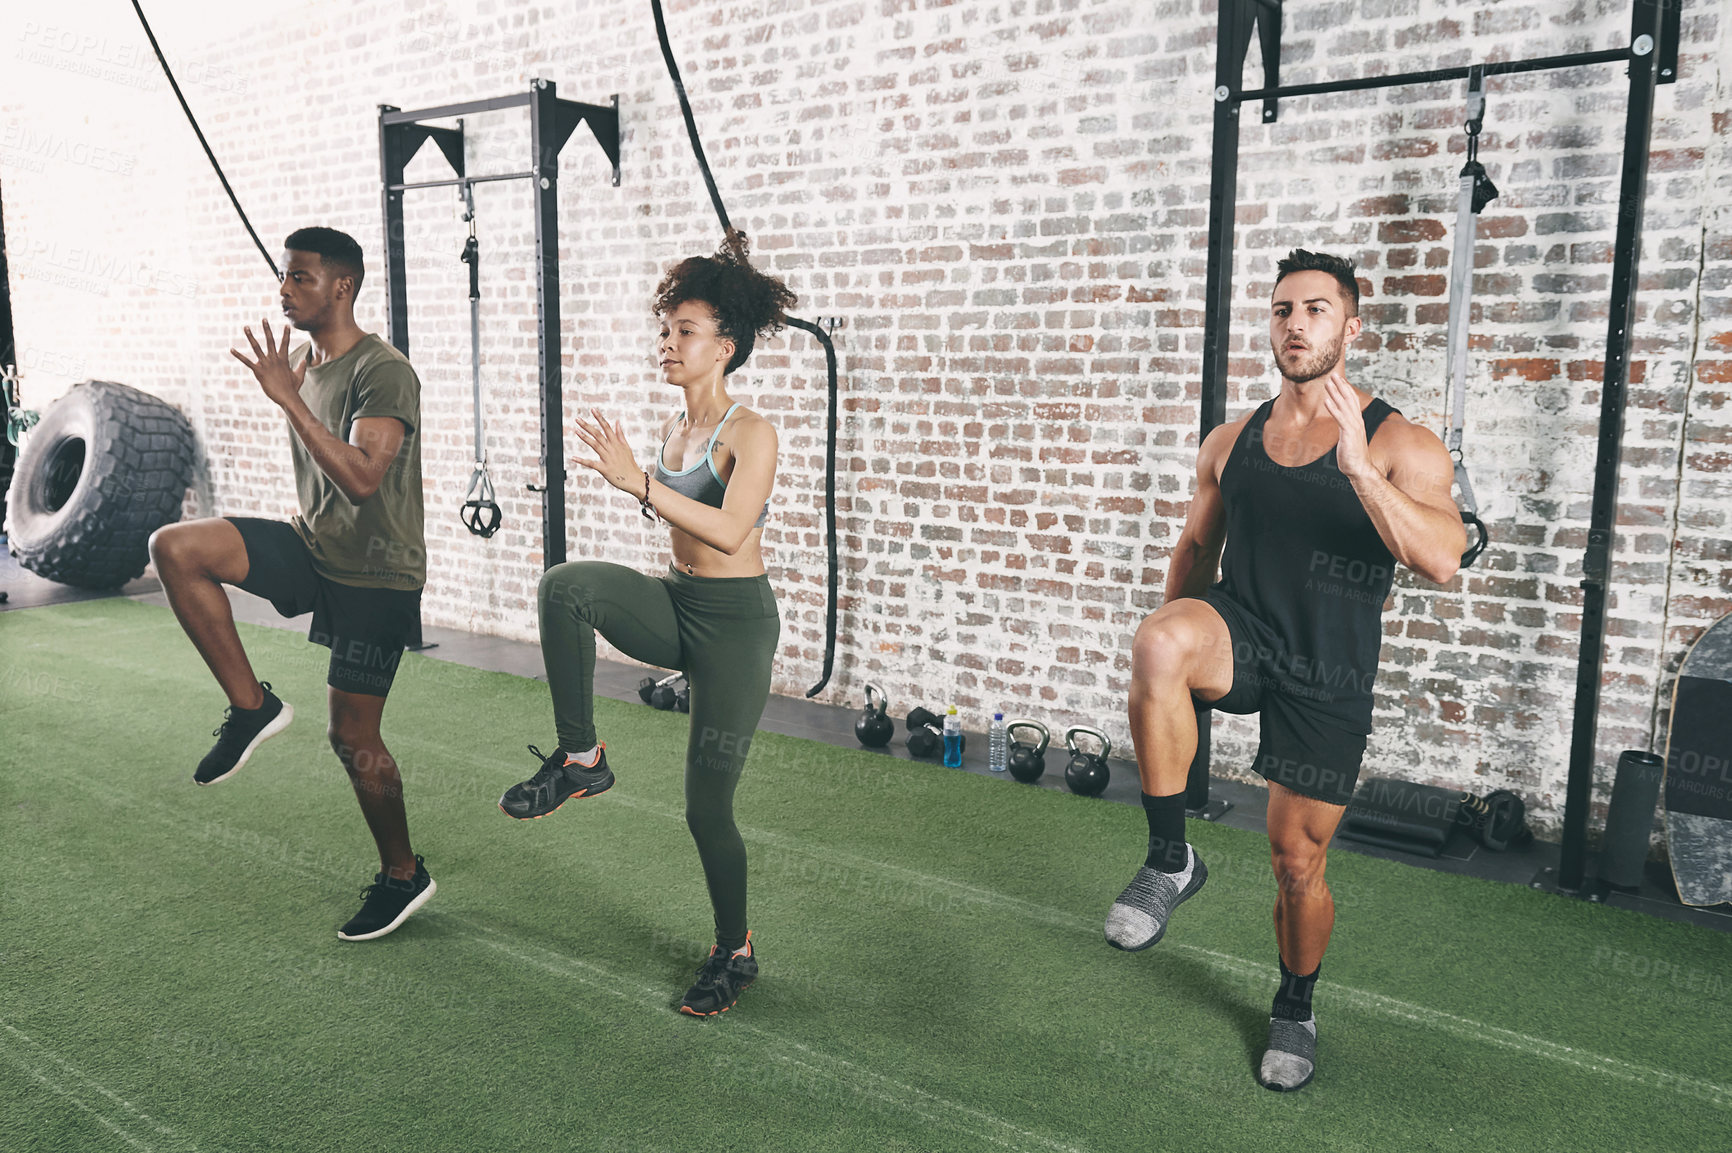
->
<box><xmin>639</xmin><ymin>468</ymin><xmax>659</xmax><ymax>523</ymax></box>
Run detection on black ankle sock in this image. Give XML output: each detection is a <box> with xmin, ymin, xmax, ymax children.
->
<box><xmin>1141</xmin><ymin>791</ymin><xmax>1189</xmax><ymax>873</ymax></box>
<box><xmin>1272</xmin><ymin>955</ymin><xmax>1320</xmax><ymax>1021</ymax></box>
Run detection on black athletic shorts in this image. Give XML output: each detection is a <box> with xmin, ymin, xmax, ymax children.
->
<box><xmin>227</xmin><ymin>517</ymin><xmax>421</xmax><ymax>698</ymax></box>
<box><xmin>1195</xmin><ymin>589</ymin><xmax>1369</xmax><ymax>807</ymax></box>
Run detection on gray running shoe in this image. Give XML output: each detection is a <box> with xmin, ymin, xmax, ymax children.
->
<box><xmin>1103</xmin><ymin>846</ymin><xmax>1207</xmax><ymax>951</ymax></box>
<box><xmin>1258</xmin><ymin>1016</ymin><xmax>1317</xmax><ymax>1091</ymax></box>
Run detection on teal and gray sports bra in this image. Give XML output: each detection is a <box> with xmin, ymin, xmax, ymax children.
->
<box><xmin>654</xmin><ymin>402</ymin><xmax>770</xmax><ymax>528</ymax></box>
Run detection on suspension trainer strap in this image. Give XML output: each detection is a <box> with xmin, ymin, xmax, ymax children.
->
<box><xmin>1444</xmin><ymin>65</ymin><xmax>1495</xmax><ymax>566</ymax></box>
<box><xmin>460</xmin><ymin>182</ymin><xmax>503</xmax><ymax>539</ymax></box>
<box><xmin>464</xmin><ymin>183</ymin><xmax>485</xmax><ymax>466</ymax></box>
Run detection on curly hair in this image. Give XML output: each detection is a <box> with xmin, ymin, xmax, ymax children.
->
<box><xmin>652</xmin><ymin>230</ymin><xmax>797</xmax><ymax>374</ymax></box>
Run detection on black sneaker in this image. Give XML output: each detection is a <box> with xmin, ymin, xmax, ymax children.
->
<box><xmin>679</xmin><ymin>932</ymin><xmax>759</xmax><ymax>1017</ymax></box>
<box><xmin>498</xmin><ymin>744</ymin><xmax>614</xmax><ymax>819</ymax></box>
<box><xmin>337</xmin><ymin>855</ymin><xmax>436</xmax><ymax>942</ymax></box>
<box><xmin>194</xmin><ymin>683</ymin><xmax>293</xmax><ymax>786</ymax></box>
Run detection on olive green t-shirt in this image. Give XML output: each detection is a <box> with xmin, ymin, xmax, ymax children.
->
<box><xmin>286</xmin><ymin>333</ymin><xmax>426</xmax><ymax>590</ymax></box>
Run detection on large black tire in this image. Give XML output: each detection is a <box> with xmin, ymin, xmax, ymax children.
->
<box><xmin>3</xmin><ymin>380</ymin><xmax>195</xmax><ymax>589</ymax></box>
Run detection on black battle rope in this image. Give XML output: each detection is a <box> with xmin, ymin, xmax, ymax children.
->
<box><xmin>1444</xmin><ymin>66</ymin><xmax>1495</xmax><ymax>569</ymax></box>
<box><xmin>131</xmin><ymin>0</ymin><xmax>279</xmax><ymax>280</ymax></box>
<box><xmin>649</xmin><ymin>0</ymin><xmax>841</xmax><ymax>697</ymax></box>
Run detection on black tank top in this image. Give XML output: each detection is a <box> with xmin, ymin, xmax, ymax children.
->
<box><xmin>1212</xmin><ymin>397</ymin><xmax>1399</xmax><ymax>727</ymax></box>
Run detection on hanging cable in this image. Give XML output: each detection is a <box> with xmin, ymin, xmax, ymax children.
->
<box><xmin>459</xmin><ymin>182</ymin><xmax>503</xmax><ymax>538</ymax></box>
<box><xmin>649</xmin><ymin>0</ymin><xmax>842</xmax><ymax>697</ymax></box>
<box><xmin>1443</xmin><ymin>65</ymin><xmax>1495</xmax><ymax>568</ymax></box>
<box><xmin>130</xmin><ymin>0</ymin><xmax>279</xmax><ymax>280</ymax></box>
<box><xmin>649</xmin><ymin>0</ymin><xmax>732</xmax><ymax>234</ymax></box>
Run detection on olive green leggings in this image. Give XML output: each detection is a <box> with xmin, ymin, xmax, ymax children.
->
<box><xmin>538</xmin><ymin>561</ymin><xmax>780</xmax><ymax>949</ymax></box>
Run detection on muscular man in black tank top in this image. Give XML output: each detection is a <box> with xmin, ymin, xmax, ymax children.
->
<box><xmin>1104</xmin><ymin>250</ymin><xmax>1465</xmax><ymax>1092</ymax></box>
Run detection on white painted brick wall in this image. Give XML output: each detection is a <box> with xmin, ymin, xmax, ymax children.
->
<box><xmin>3</xmin><ymin>0</ymin><xmax>1729</xmax><ymax>839</ymax></box>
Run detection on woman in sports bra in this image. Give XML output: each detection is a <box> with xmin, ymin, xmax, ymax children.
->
<box><xmin>497</xmin><ymin>231</ymin><xmax>793</xmax><ymax>1017</ymax></box>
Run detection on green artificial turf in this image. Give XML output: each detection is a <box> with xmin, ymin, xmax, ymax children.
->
<box><xmin>2</xmin><ymin>598</ymin><xmax>1728</xmax><ymax>1152</ymax></box>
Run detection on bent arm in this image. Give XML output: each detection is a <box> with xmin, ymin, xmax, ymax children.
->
<box><xmin>1346</xmin><ymin>421</ymin><xmax>1467</xmax><ymax>585</ymax></box>
<box><xmin>649</xmin><ymin>418</ymin><xmax>777</xmax><ymax>555</ymax></box>
<box><xmin>1164</xmin><ymin>422</ymin><xmax>1236</xmax><ymax>602</ymax></box>
<box><xmin>281</xmin><ymin>401</ymin><xmax>406</xmax><ymax>505</ymax></box>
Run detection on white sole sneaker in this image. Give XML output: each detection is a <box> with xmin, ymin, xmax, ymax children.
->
<box><xmin>337</xmin><ymin>878</ymin><xmax>437</xmax><ymax>942</ymax></box>
<box><xmin>195</xmin><ymin>701</ymin><xmax>295</xmax><ymax>786</ymax></box>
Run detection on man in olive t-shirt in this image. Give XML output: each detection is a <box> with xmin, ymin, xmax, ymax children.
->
<box><xmin>148</xmin><ymin>227</ymin><xmax>435</xmax><ymax>943</ymax></box>
<box><xmin>287</xmin><ymin>331</ymin><xmax>426</xmax><ymax>594</ymax></box>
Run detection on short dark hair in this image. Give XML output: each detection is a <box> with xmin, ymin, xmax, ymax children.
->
<box><xmin>1274</xmin><ymin>249</ymin><xmax>1358</xmax><ymax>316</ymax></box>
<box><xmin>652</xmin><ymin>230</ymin><xmax>797</xmax><ymax>374</ymax></box>
<box><xmin>284</xmin><ymin>227</ymin><xmax>365</xmax><ymax>296</ymax></box>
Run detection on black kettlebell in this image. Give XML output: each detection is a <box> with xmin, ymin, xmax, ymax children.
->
<box><xmin>855</xmin><ymin>683</ymin><xmax>893</xmax><ymax>747</ymax></box>
<box><xmin>1006</xmin><ymin>720</ymin><xmax>1050</xmax><ymax>783</ymax></box>
<box><xmin>1063</xmin><ymin>725</ymin><xmax>1112</xmax><ymax>797</ymax></box>
<box><xmin>673</xmin><ymin>682</ymin><xmax>691</xmax><ymax>714</ymax></box>
<box><xmin>650</xmin><ymin>674</ymin><xmax>686</xmax><ymax>711</ymax></box>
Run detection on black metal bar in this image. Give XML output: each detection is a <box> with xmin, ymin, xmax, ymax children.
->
<box><xmin>0</xmin><ymin>186</ymin><xmax>16</xmax><ymax>527</ymax></box>
<box><xmin>1558</xmin><ymin>0</ymin><xmax>1665</xmax><ymax>894</ymax></box>
<box><xmin>1192</xmin><ymin>0</ymin><xmax>1269</xmax><ymax>809</ymax></box>
<box><xmin>1238</xmin><ymin>47</ymin><xmax>1628</xmax><ymax>103</ymax></box>
<box><xmin>530</xmin><ymin>79</ymin><xmax>567</xmax><ymax>570</ymax></box>
<box><xmin>382</xmin><ymin>92</ymin><xmax>533</xmax><ymax>125</ymax></box>
<box><xmin>1257</xmin><ymin>1</ymin><xmax>1282</xmax><ymax>124</ymax></box>
<box><xmin>426</xmin><ymin>123</ymin><xmax>466</xmax><ymax>176</ymax></box>
<box><xmin>378</xmin><ymin>107</ymin><xmax>411</xmax><ymax>358</ymax></box>
<box><xmin>1658</xmin><ymin>0</ymin><xmax>1681</xmax><ymax>85</ymax></box>
<box><xmin>1202</xmin><ymin>1</ymin><xmax>1258</xmax><ymax>438</ymax></box>
<box><xmin>1186</xmin><ymin>704</ymin><xmax>1212</xmax><ymax>811</ymax></box>
<box><xmin>389</xmin><ymin>171</ymin><xmax>535</xmax><ymax>192</ymax></box>
<box><xmin>0</xmin><ymin>186</ymin><xmax>13</xmax><ymax>370</ymax></box>
<box><xmin>590</xmin><ymin>95</ymin><xmax>622</xmax><ymax>186</ymax></box>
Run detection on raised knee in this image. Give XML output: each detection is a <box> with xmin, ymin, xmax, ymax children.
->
<box><xmin>1131</xmin><ymin>616</ymin><xmax>1202</xmax><ymax>686</ymax></box>
<box><xmin>538</xmin><ymin>563</ymin><xmax>592</xmax><ymax>613</ymax></box>
<box><xmin>147</xmin><ymin>523</ymin><xmax>189</xmax><ymax>571</ymax></box>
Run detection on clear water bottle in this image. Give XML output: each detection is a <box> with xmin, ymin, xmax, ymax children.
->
<box><xmin>989</xmin><ymin>712</ymin><xmax>1007</xmax><ymax>772</ymax></box>
<box><xmin>943</xmin><ymin>706</ymin><xmax>963</xmax><ymax>768</ymax></box>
